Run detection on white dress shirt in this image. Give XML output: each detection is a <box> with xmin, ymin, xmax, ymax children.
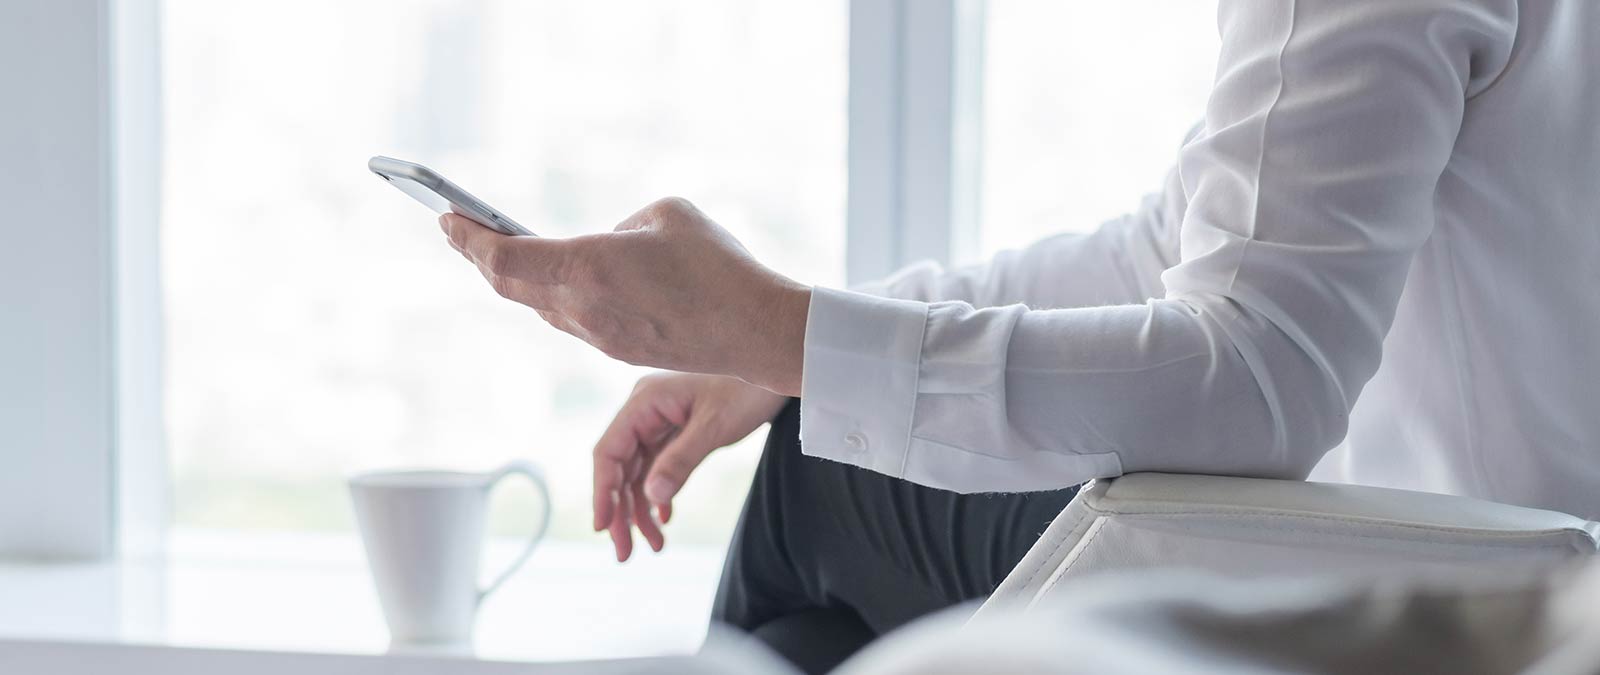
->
<box><xmin>799</xmin><ymin>0</ymin><xmax>1600</xmax><ymax>518</ymax></box>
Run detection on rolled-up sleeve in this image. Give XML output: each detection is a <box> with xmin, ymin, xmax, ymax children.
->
<box><xmin>799</xmin><ymin>0</ymin><xmax>1517</xmax><ymax>493</ymax></box>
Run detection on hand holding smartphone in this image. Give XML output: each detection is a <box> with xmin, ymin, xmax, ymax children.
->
<box><xmin>368</xmin><ymin>155</ymin><xmax>535</xmax><ymax>237</ymax></box>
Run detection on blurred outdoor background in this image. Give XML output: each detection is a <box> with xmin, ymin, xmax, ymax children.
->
<box><xmin>162</xmin><ymin>0</ymin><xmax>1217</xmax><ymax>559</ymax></box>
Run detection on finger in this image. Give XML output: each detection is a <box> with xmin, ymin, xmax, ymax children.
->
<box><xmin>622</xmin><ymin>452</ymin><xmax>663</xmax><ymax>552</ymax></box>
<box><xmin>593</xmin><ymin>454</ymin><xmax>623</xmax><ymax>532</ymax></box>
<box><xmin>645</xmin><ymin>428</ymin><xmax>678</xmax><ymax>525</ymax></box>
<box><xmin>611</xmin><ymin>488</ymin><xmax>635</xmax><ymax>562</ymax></box>
<box><xmin>440</xmin><ymin>214</ymin><xmax>518</xmax><ymax>293</ymax></box>
<box><xmin>439</xmin><ymin>213</ymin><xmax>503</xmax><ymax>262</ymax></box>
<box><xmin>592</xmin><ymin>399</ymin><xmax>663</xmax><ymax>531</ymax></box>
<box><xmin>643</xmin><ymin>419</ymin><xmax>717</xmax><ymax>507</ymax></box>
<box><xmin>630</xmin><ymin>481</ymin><xmax>665</xmax><ymax>553</ymax></box>
<box><xmin>439</xmin><ymin>213</ymin><xmax>567</xmax><ymax>284</ymax></box>
<box><xmin>607</xmin><ymin>490</ymin><xmax>629</xmax><ymax>562</ymax></box>
<box><xmin>592</xmin><ymin>419</ymin><xmax>633</xmax><ymax>534</ymax></box>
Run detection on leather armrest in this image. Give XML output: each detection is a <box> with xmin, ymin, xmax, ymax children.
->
<box><xmin>980</xmin><ymin>473</ymin><xmax>1600</xmax><ymax>616</ymax></box>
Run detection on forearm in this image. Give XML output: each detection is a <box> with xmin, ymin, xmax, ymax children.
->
<box><xmin>798</xmin><ymin>290</ymin><xmax>1337</xmax><ymax>493</ymax></box>
<box><xmin>857</xmin><ymin>169</ymin><xmax>1185</xmax><ymax>310</ymax></box>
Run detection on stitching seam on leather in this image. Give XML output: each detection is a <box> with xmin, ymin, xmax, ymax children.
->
<box><xmin>1014</xmin><ymin>508</ymin><xmax>1090</xmax><ymax>594</ymax></box>
<box><xmin>1029</xmin><ymin>520</ymin><xmax>1582</xmax><ymax>604</ymax></box>
<box><xmin>1103</xmin><ymin>514</ymin><xmax>1585</xmax><ymax>550</ymax></box>
<box><xmin>1034</xmin><ymin>517</ymin><xmax>1112</xmax><ymax>602</ymax></box>
<box><xmin>1081</xmin><ymin>501</ymin><xmax>1588</xmax><ymax>540</ymax></box>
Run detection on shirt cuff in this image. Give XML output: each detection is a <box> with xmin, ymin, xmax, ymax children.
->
<box><xmin>799</xmin><ymin>287</ymin><xmax>929</xmax><ymax>478</ymax></box>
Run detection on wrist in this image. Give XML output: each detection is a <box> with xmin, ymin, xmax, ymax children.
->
<box><xmin>743</xmin><ymin>279</ymin><xmax>810</xmax><ymax>397</ymax></box>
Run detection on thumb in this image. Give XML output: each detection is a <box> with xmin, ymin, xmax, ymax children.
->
<box><xmin>644</xmin><ymin>420</ymin><xmax>718</xmax><ymax>506</ymax></box>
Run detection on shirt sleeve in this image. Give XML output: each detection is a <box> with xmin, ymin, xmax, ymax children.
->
<box><xmin>853</xmin><ymin>159</ymin><xmax>1190</xmax><ymax>310</ymax></box>
<box><xmin>800</xmin><ymin>0</ymin><xmax>1518</xmax><ymax>493</ymax></box>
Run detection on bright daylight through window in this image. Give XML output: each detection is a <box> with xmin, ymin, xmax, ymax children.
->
<box><xmin>979</xmin><ymin>0</ymin><xmax>1219</xmax><ymax>259</ymax></box>
<box><xmin>162</xmin><ymin>0</ymin><xmax>1222</xmax><ymax>562</ymax></box>
<box><xmin>162</xmin><ymin>0</ymin><xmax>847</xmax><ymax>549</ymax></box>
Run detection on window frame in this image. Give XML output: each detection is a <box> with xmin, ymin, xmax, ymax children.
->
<box><xmin>0</xmin><ymin>0</ymin><xmax>985</xmax><ymax>560</ymax></box>
<box><xmin>847</xmin><ymin>0</ymin><xmax>986</xmax><ymax>283</ymax></box>
<box><xmin>0</xmin><ymin>0</ymin><xmax>165</xmax><ymax>560</ymax></box>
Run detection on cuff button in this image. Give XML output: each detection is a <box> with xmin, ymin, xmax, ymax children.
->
<box><xmin>844</xmin><ymin>432</ymin><xmax>868</xmax><ymax>452</ymax></box>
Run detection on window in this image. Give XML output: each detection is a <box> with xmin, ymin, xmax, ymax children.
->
<box><xmin>3</xmin><ymin>0</ymin><xmax>1231</xmax><ymax>567</ymax></box>
<box><xmin>161</xmin><ymin>0</ymin><xmax>846</xmax><ymax>549</ymax></box>
<box><xmin>978</xmin><ymin>0</ymin><xmax>1219</xmax><ymax>259</ymax></box>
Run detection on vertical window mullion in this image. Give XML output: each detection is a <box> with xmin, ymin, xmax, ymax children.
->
<box><xmin>0</xmin><ymin>0</ymin><xmax>167</xmax><ymax>561</ymax></box>
<box><xmin>846</xmin><ymin>0</ymin><xmax>986</xmax><ymax>285</ymax></box>
<box><xmin>0</xmin><ymin>0</ymin><xmax>117</xmax><ymax>559</ymax></box>
<box><xmin>111</xmin><ymin>0</ymin><xmax>168</xmax><ymax>560</ymax></box>
<box><xmin>846</xmin><ymin>0</ymin><xmax>904</xmax><ymax>285</ymax></box>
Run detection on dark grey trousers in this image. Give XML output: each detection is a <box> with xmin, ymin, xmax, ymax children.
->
<box><xmin>711</xmin><ymin>400</ymin><xmax>1081</xmax><ymax>673</ymax></box>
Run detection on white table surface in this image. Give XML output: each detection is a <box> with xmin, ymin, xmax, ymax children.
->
<box><xmin>0</xmin><ymin>530</ymin><xmax>758</xmax><ymax>673</ymax></box>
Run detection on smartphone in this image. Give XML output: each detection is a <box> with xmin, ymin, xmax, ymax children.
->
<box><xmin>368</xmin><ymin>155</ymin><xmax>535</xmax><ymax>236</ymax></box>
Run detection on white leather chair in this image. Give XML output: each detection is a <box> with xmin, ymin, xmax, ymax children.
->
<box><xmin>978</xmin><ymin>473</ymin><xmax>1600</xmax><ymax>616</ymax></box>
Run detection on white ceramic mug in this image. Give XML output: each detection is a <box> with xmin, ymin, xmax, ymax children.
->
<box><xmin>349</xmin><ymin>461</ymin><xmax>551</xmax><ymax>644</ymax></box>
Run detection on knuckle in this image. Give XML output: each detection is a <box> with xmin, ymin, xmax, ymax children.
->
<box><xmin>647</xmin><ymin>196</ymin><xmax>692</xmax><ymax>219</ymax></box>
<box><xmin>632</xmin><ymin>373</ymin><xmax>664</xmax><ymax>395</ymax></box>
<box><xmin>656</xmin><ymin>454</ymin><xmax>696</xmax><ymax>480</ymax></box>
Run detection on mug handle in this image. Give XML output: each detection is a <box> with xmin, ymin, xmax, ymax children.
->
<box><xmin>477</xmin><ymin>460</ymin><xmax>552</xmax><ymax>603</ymax></box>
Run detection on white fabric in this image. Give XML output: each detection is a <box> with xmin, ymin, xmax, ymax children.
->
<box><xmin>979</xmin><ymin>473</ymin><xmax>1600</xmax><ymax>616</ymax></box>
<box><xmin>799</xmin><ymin>0</ymin><xmax>1600</xmax><ymax>518</ymax></box>
<box><xmin>843</xmin><ymin>562</ymin><xmax>1600</xmax><ymax>675</ymax></box>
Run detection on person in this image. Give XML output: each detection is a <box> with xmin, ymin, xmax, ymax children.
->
<box><xmin>435</xmin><ymin>0</ymin><xmax>1598</xmax><ymax>671</ymax></box>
